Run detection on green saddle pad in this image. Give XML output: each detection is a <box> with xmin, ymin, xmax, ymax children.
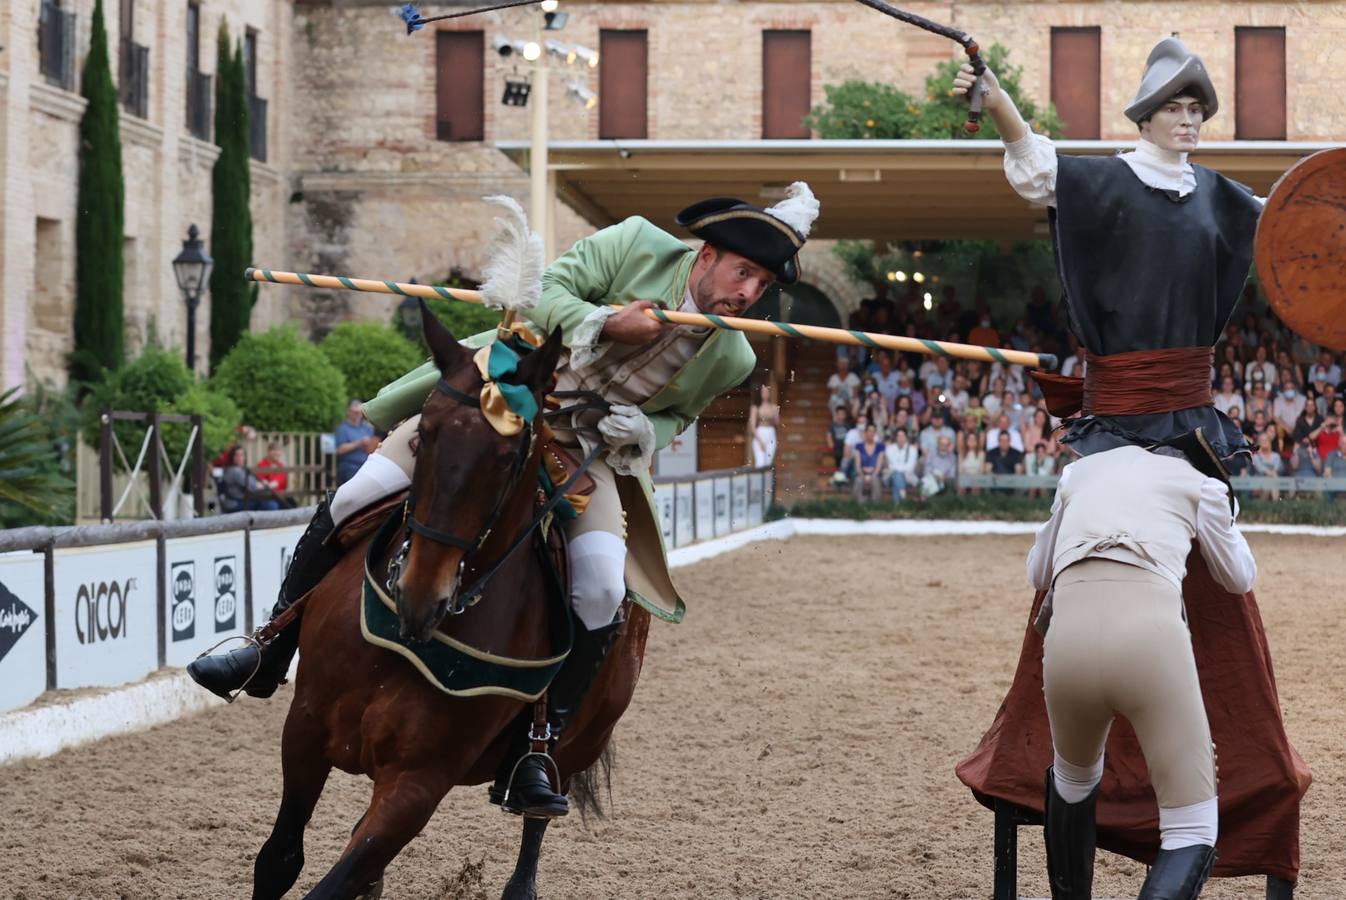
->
<box><xmin>359</xmin><ymin>511</ymin><xmax>570</xmax><ymax>702</ymax></box>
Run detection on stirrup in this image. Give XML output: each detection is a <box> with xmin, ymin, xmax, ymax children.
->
<box><xmin>499</xmin><ymin>749</ymin><xmax>564</xmax><ymax>818</ymax></box>
<box><xmin>192</xmin><ymin>634</ymin><xmax>265</xmax><ymax>704</ymax></box>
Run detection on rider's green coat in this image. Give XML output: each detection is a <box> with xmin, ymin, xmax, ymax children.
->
<box><xmin>362</xmin><ymin>216</ymin><xmax>758</xmax><ymax>619</ymax></box>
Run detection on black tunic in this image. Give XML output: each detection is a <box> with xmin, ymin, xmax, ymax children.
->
<box><xmin>1048</xmin><ymin>154</ymin><xmax>1262</xmax><ymax>458</ymax></box>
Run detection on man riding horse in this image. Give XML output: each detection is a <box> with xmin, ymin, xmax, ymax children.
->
<box><xmin>190</xmin><ymin>183</ymin><xmax>821</xmax><ymax>817</ymax></box>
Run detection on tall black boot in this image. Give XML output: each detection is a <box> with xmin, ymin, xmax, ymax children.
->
<box><xmin>188</xmin><ymin>499</ymin><xmax>343</xmax><ymax>700</ymax></box>
<box><xmin>1137</xmin><ymin>845</ymin><xmax>1216</xmax><ymax>900</ymax></box>
<box><xmin>1044</xmin><ymin>766</ymin><xmax>1098</xmax><ymax>900</ymax></box>
<box><xmin>490</xmin><ymin>614</ymin><xmax>624</xmax><ymax>818</ymax></box>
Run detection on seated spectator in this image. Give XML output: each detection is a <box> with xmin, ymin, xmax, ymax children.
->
<box><xmin>1292</xmin><ymin>401</ymin><xmax>1325</xmax><ymax>449</ymax></box>
<box><xmin>1245</xmin><ymin>346</ymin><xmax>1276</xmax><ymax>393</ymax></box>
<box><xmin>919</xmin><ymin>411</ymin><xmax>956</xmax><ymax>459</ymax></box>
<box><xmin>886</xmin><ymin>428</ymin><xmax>919</xmax><ymax>502</ymax></box>
<box><xmin>218</xmin><ymin>447</ymin><xmax>281</xmax><ymax>513</ymax></box>
<box><xmin>209</xmin><ymin>425</ymin><xmax>259</xmax><ymax>468</ymax></box>
<box><xmin>890</xmin><ymin>408</ymin><xmax>916</xmax><ymax>441</ymax></box>
<box><xmin>964</xmin><ymin>395</ymin><xmax>989</xmax><ymax>430</ymax></box>
<box><xmin>841</xmin><ymin>413</ymin><xmax>869</xmax><ymax>478</ymax></box>
<box><xmin>1308</xmin><ymin>349</ymin><xmax>1342</xmax><ymax>393</ymax></box>
<box><xmin>968</xmin><ymin>306</ymin><xmax>1000</xmax><ymax>349</ymax></box>
<box><xmin>1318</xmin><ymin>382</ymin><xmax>1338</xmax><ymax>417</ymax></box>
<box><xmin>253</xmin><ymin>442</ymin><xmax>298</xmax><ymax>508</ymax></box>
<box><xmin>850</xmin><ymin>424</ymin><xmax>887</xmax><ymax>503</ymax></box>
<box><xmin>1024</xmin><ymin>441</ymin><xmax>1056</xmax><ymax>496</ymax></box>
<box><xmin>1272</xmin><ymin>379</ymin><xmax>1306</xmax><ymax>435</ymax></box>
<box><xmin>1245</xmin><ymin>373</ymin><xmax>1271</xmax><ymax>419</ymax></box>
<box><xmin>958</xmin><ymin>435</ymin><xmax>986</xmax><ymax>496</ymax></box>
<box><xmin>1250</xmin><ymin>430</ymin><xmax>1285</xmax><ymax>500</ymax></box>
<box><xmin>1276</xmin><ymin>350</ymin><xmax>1303</xmax><ymax>388</ymax></box>
<box><xmin>1320</xmin><ymin>398</ymin><xmax>1346</xmax><ymax>461</ymax></box>
<box><xmin>982</xmin><ymin>376</ymin><xmax>1006</xmax><ymax>421</ymax></box>
<box><xmin>1288</xmin><ymin>439</ymin><xmax>1323</xmax><ymax>494</ymax></box>
<box><xmin>860</xmin><ymin>386</ymin><xmax>889</xmax><ymax>433</ymax></box>
<box><xmin>920</xmin><ymin>435</ymin><xmax>958</xmax><ymax>498</ymax></box>
<box><xmin>989</xmin><ymin>361</ymin><xmax>1026</xmax><ymax>396</ymax></box>
<box><xmin>945</xmin><ymin>374</ymin><xmax>971</xmax><ymax>415</ymax></box>
<box><xmin>1213</xmin><ymin>375</ymin><xmax>1244</xmax><ymax>417</ymax></box>
<box><xmin>873</xmin><ymin>351</ymin><xmax>901</xmax><ymax>414</ymax></box>
<box><xmin>335</xmin><ymin>399</ymin><xmax>378</xmax><ymax>486</ymax></box>
<box><xmin>985</xmin><ymin>429</ymin><xmax>1025</xmax><ymax>491</ymax></box>
<box><xmin>825</xmin><ymin>406</ymin><xmax>850</xmax><ymax>473</ymax></box>
<box><xmin>1021</xmin><ymin>407</ymin><xmax>1059</xmax><ymax>459</ymax></box>
<box><xmin>1323</xmin><ymin>431</ymin><xmax>1346</xmax><ymax>481</ymax></box>
<box><xmin>1059</xmin><ymin>335</ymin><xmax>1084</xmax><ymax>379</ymax></box>
<box><xmin>985</xmin><ymin>413</ymin><xmax>1025</xmax><ymax>453</ymax></box>
<box><xmin>827</xmin><ymin>357</ymin><xmax>861</xmax><ymax>416</ymax></box>
<box><xmin>1218</xmin><ymin>343</ymin><xmax>1244</xmax><ymax>386</ymax></box>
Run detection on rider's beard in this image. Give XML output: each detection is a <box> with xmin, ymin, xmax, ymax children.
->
<box><xmin>693</xmin><ymin>266</ymin><xmax>746</xmax><ymax>318</ymax></box>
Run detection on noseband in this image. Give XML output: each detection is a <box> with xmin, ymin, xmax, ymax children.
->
<box><xmin>389</xmin><ymin>374</ymin><xmax>608</xmax><ymax>617</ymax></box>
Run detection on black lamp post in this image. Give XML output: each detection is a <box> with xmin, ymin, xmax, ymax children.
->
<box><xmin>398</xmin><ymin>279</ymin><xmax>422</xmax><ymax>335</ymax></box>
<box><xmin>172</xmin><ymin>224</ymin><xmax>213</xmax><ymax>371</ymax></box>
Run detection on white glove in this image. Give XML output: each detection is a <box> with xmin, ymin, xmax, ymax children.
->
<box><xmin>597</xmin><ymin>403</ymin><xmax>656</xmax><ymax>476</ymax></box>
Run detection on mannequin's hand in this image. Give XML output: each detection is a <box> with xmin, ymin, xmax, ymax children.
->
<box><xmin>952</xmin><ymin>63</ymin><xmax>1006</xmax><ymax>113</ymax></box>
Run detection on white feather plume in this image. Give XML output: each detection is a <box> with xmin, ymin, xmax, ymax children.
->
<box><xmin>764</xmin><ymin>181</ymin><xmax>820</xmax><ymax>238</ymax></box>
<box><xmin>478</xmin><ymin>195</ymin><xmax>545</xmax><ymax>311</ymax></box>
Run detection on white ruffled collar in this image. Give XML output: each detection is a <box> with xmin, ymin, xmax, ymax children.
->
<box><xmin>1119</xmin><ymin>138</ymin><xmax>1195</xmax><ymax>196</ymax></box>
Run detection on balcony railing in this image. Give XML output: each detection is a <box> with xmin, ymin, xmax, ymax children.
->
<box><xmin>119</xmin><ymin>38</ymin><xmax>150</xmax><ymax>118</ymax></box>
<box><xmin>249</xmin><ymin>94</ymin><xmax>268</xmax><ymax>162</ymax></box>
<box><xmin>38</xmin><ymin>2</ymin><xmax>77</xmax><ymax>91</ymax></box>
<box><xmin>186</xmin><ymin>70</ymin><xmax>212</xmax><ymax>141</ymax></box>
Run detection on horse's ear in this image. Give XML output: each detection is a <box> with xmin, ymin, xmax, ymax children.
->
<box><xmin>512</xmin><ymin>326</ymin><xmax>565</xmax><ymax>394</ymax></box>
<box><xmin>420</xmin><ymin>298</ymin><xmax>472</xmax><ymax>374</ymax></box>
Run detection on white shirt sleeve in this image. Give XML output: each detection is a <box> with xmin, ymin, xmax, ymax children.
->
<box><xmin>1004</xmin><ymin>132</ymin><xmax>1058</xmax><ymax>208</ymax></box>
<box><xmin>1027</xmin><ymin>465</ymin><xmax>1071</xmax><ymax>590</ymax></box>
<box><xmin>1195</xmin><ymin>478</ymin><xmax>1258</xmax><ymax>594</ymax></box>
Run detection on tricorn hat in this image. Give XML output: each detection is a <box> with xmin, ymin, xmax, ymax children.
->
<box><xmin>1124</xmin><ymin>37</ymin><xmax>1218</xmax><ymax>124</ymax></box>
<box><xmin>675</xmin><ymin>182</ymin><xmax>819</xmax><ymax>284</ymax></box>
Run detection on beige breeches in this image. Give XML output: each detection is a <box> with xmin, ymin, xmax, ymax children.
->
<box><xmin>1043</xmin><ymin>558</ymin><xmax>1217</xmax><ymax>810</ymax></box>
<box><xmin>331</xmin><ymin>414</ymin><xmax>629</xmax><ymax>630</ymax></box>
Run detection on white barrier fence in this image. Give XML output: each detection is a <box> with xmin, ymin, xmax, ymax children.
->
<box><xmin>652</xmin><ymin>465</ymin><xmax>774</xmax><ymax>548</ymax></box>
<box><xmin>0</xmin><ymin>510</ymin><xmax>309</xmax><ymax>715</ymax></box>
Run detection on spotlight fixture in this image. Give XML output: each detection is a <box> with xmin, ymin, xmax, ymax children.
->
<box><xmin>922</xmin><ymin>296</ymin><xmax>933</xmax><ymax>311</ymax></box>
<box><xmin>539</xmin><ymin>0</ymin><xmax>559</xmax><ymax>10</ymax></box>
<box><xmin>543</xmin><ymin>10</ymin><xmax>568</xmax><ymax>30</ymax></box>
<box><xmin>566</xmin><ymin>80</ymin><xmax>597</xmax><ymax>109</ymax></box>
<box><xmin>913</xmin><ymin>271</ymin><xmax>925</xmax><ymax>283</ymax></box>
<box><xmin>522</xmin><ymin>40</ymin><xmax>541</xmax><ymax>60</ymax></box>
<box><xmin>545</xmin><ymin>39</ymin><xmax>575</xmax><ymax>62</ymax></box>
<box><xmin>894</xmin><ymin>271</ymin><xmax>908</xmax><ymax>282</ymax></box>
<box><xmin>571</xmin><ymin>44</ymin><xmax>599</xmax><ymax>67</ymax></box>
<box><xmin>502</xmin><ymin>78</ymin><xmax>532</xmax><ymax>107</ymax></box>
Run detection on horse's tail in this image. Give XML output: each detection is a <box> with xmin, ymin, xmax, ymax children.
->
<box><xmin>569</xmin><ymin>740</ymin><xmax>615</xmax><ymax>825</ymax></box>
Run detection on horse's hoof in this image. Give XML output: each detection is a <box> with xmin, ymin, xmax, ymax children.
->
<box><xmin>355</xmin><ymin>876</ymin><xmax>384</xmax><ymax>900</ymax></box>
<box><xmin>500</xmin><ymin>876</ymin><xmax>537</xmax><ymax>900</ymax></box>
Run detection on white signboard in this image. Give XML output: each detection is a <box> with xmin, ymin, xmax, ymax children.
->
<box><xmin>731</xmin><ymin>475</ymin><xmax>749</xmax><ymax>530</ymax></box>
<box><xmin>163</xmin><ymin>532</ymin><xmax>247</xmax><ymax>668</ymax></box>
<box><xmin>713</xmin><ymin>477</ymin><xmax>732</xmax><ymax>537</ymax></box>
<box><xmin>0</xmin><ymin>551</ymin><xmax>47</xmax><ymax>713</ymax></box>
<box><xmin>655</xmin><ymin>420</ymin><xmax>698</xmax><ymax>477</ymax></box>
<box><xmin>747</xmin><ymin>472</ymin><xmax>765</xmax><ymax>525</ymax></box>
<box><xmin>694</xmin><ymin>480</ymin><xmax>715</xmax><ymax>542</ymax></box>
<box><xmin>673</xmin><ymin>482</ymin><xmax>695</xmax><ymax>548</ymax></box>
<box><xmin>249</xmin><ymin>525</ymin><xmax>306</xmax><ymax>633</ymax></box>
<box><xmin>653</xmin><ymin>484</ymin><xmax>675</xmax><ymax>547</ymax></box>
<box><xmin>53</xmin><ymin>540</ymin><xmax>157</xmax><ymax>690</ymax></box>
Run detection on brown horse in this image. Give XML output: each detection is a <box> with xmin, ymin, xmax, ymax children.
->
<box><xmin>251</xmin><ymin>308</ymin><xmax>651</xmax><ymax>900</ymax></box>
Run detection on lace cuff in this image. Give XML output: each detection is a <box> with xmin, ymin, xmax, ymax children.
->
<box><xmin>1003</xmin><ymin>131</ymin><xmax>1058</xmax><ymax>208</ymax></box>
<box><xmin>569</xmin><ymin>305</ymin><xmax>621</xmax><ymax>370</ymax></box>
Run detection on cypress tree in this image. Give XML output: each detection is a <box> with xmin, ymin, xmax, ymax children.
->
<box><xmin>71</xmin><ymin>0</ymin><xmax>125</xmax><ymax>385</ymax></box>
<box><xmin>207</xmin><ymin>27</ymin><xmax>254</xmax><ymax>371</ymax></box>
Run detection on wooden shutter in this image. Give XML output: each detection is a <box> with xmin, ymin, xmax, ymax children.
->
<box><xmin>1050</xmin><ymin>27</ymin><xmax>1100</xmax><ymax>139</ymax></box>
<box><xmin>436</xmin><ymin>31</ymin><xmax>485</xmax><ymax>142</ymax></box>
<box><xmin>1235</xmin><ymin>27</ymin><xmax>1286</xmax><ymax>140</ymax></box>
<box><xmin>762</xmin><ymin>30</ymin><xmax>811</xmax><ymax>139</ymax></box>
<box><xmin>599</xmin><ymin>30</ymin><xmax>648</xmax><ymax>139</ymax></box>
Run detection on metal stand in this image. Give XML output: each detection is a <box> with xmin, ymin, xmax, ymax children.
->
<box><xmin>989</xmin><ymin>798</ymin><xmax>1295</xmax><ymax>900</ymax></box>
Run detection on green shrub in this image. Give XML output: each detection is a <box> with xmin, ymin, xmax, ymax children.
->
<box><xmin>0</xmin><ymin>386</ymin><xmax>76</xmax><ymax>527</ymax></box>
<box><xmin>82</xmin><ymin>346</ymin><xmax>194</xmax><ymax>451</ymax></box>
<box><xmin>320</xmin><ymin>321</ymin><xmax>424</xmax><ymax>401</ymax></box>
<box><xmin>161</xmin><ymin>383</ymin><xmax>242</xmax><ymax>463</ymax></box>
<box><xmin>214</xmin><ymin>326</ymin><xmax>346</xmax><ymax>432</ymax></box>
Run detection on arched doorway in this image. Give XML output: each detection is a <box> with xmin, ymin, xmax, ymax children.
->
<box><xmin>747</xmin><ymin>281</ymin><xmax>842</xmax><ymax>328</ymax></box>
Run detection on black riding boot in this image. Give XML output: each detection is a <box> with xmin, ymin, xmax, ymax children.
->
<box><xmin>490</xmin><ymin>614</ymin><xmax>625</xmax><ymax>818</ymax></box>
<box><xmin>1138</xmin><ymin>844</ymin><xmax>1216</xmax><ymax>900</ymax></box>
<box><xmin>1044</xmin><ymin>767</ymin><xmax>1098</xmax><ymax>900</ymax></box>
<box><xmin>187</xmin><ymin>499</ymin><xmax>343</xmax><ymax>700</ymax></box>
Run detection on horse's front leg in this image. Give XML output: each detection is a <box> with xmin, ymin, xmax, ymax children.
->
<box><xmin>501</xmin><ymin>816</ymin><xmax>550</xmax><ymax>900</ymax></box>
<box><xmin>253</xmin><ymin>711</ymin><xmax>333</xmax><ymax>900</ymax></box>
<box><xmin>299</xmin><ymin>767</ymin><xmax>454</xmax><ymax>900</ymax></box>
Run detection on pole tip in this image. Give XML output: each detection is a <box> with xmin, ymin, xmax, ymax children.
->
<box><xmin>1038</xmin><ymin>353</ymin><xmax>1059</xmax><ymax>371</ymax></box>
<box><xmin>244</xmin><ymin>267</ymin><xmax>258</xmax><ymax>281</ymax></box>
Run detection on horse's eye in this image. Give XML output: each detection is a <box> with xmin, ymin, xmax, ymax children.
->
<box><xmin>410</xmin><ymin>431</ymin><xmax>423</xmax><ymax>457</ymax></box>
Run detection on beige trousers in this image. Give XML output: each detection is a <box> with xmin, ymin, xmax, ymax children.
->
<box><xmin>1043</xmin><ymin>558</ymin><xmax>1217</xmax><ymax>810</ymax></box>
<box><xmin>331</xmin><ymin>414</ymin><xmax>629</xmax><ymax>630</ymax></box>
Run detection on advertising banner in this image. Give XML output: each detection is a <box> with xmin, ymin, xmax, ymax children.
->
<box><xmin>731</xmin><ymin>475</ymin><xmax>749</xmax><ymax>530</ymax></box>
<box><xmin>713</xmin><ymin>477</ymin><xmax>731</xmax><ymax>537</ymax></box>
<box><xmin>249</xmin><ymin>525</ymin><xmax>305</xmax><ymax>633</ymax></box>
<box><xmin>0</xmin><ymin>551</ymin><xmax>47</xmax><ymax>713</ymax></box>
<box><xmin>655</xmin><ymin>420</ymin><xmax>698</xmax><ymax>477</ymax></box>
<box><xmin>747</xmin><ymin>471</ymin><xmax>765</xmax><ymax>526</ymax></box>
<box><xmin>673</xmin><ymin>482</ymin><xmax>694</xmax><ymax>548</ymax></box>
<box><xmin>654</xmin><ymin>484</ymin><xmax>675</xmax><ymax>547</ymax></box>
<box><xmin>162</xmin><ymin>532</ymin><xmax>247</xmax><ymax>668</ymax></box>
<box><xmin>694</xmin><ymin>480</ymin><xmax>715</xmax><ymax>542</ymax></box>
<box><xmin>53</xmin><ymin>540</ymin><xmax>157</xmax><ymax>690</ymax></box>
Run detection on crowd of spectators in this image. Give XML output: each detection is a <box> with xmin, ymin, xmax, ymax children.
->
<box><xmin>822</xmin><ymin>287</ymin><xmax>1346</xmax><ymax>503</ymax></box>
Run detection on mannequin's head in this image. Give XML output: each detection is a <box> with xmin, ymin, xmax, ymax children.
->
<box><xmin>1138</xmin><ymin>93</ymin><xmax>1205</xmax><ymax>152</ymax></box>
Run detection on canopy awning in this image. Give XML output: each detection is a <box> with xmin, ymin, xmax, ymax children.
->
<box><xmin>496</xmin><ymin>139</ymin><xmax>1340</xmax><ymax>242</ymax></box>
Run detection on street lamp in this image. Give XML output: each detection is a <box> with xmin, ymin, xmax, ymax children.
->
<box><xmin>172</xmin><ymin>223</ymin><xmax>213</xmax><ymax>371</ymax></box>
<box><xmin>398</xmin><ymin>280</ymin><xmax>422</xmax><ymax>333</ymax></box>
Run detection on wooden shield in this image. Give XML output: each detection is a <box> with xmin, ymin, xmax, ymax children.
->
<box><xmin>1255</xmin><ymin>147</ymin><xmax>1346</xmax><ymax>350</ymax></box>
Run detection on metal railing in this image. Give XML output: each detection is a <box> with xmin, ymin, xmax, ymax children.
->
<box><xmin>953</xmin><ymin>472</ymin><xmax>1346</xmax><ymax>494</ymax></box>
<box><xmin>38</xmin><ymin>2</ymin><xmax>77</xmax><ymax>91</ymax></box>
<box><xmin>249</xmin><ymin>94</ymin><xmax>268</xmax><ymax>161</ymax></box>
<box><xmin>119</xmin><ymin>38</ymin><xmax>150</xmax><ymax>118</ymax></box>
<box><xmin>185</xmin><ymin>70</ymin><xmax>212</xmax><ymax>141</ymax></box>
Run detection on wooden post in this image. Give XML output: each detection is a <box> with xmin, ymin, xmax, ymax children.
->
<box><xmin>147</xmin><ymin>412</ymin><xmax>163</xmax><ymax>520</ymax></box>
<box><xmin>191</xmin><ymin>414</ymin><xmax>206</xmax><ymax>516</ymax></box>
<box><xmin>99</xmin><ymin>410</ymin><xmax>114</xmax><ymax>523</ymax></box>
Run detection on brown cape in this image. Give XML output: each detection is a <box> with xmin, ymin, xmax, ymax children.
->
<box><xmin>955</xmin><ymin>548</ymin><xmax>1311</xmax><ymax>883</ymax></box>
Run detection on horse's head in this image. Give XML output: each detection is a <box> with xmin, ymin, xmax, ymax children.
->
<box><xmin>393</xmin><ymin>300</ymin><xmax>563</xmax><ymax>642</ymax></box>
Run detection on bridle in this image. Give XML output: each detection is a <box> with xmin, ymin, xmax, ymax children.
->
<box><xmin>387</xmin><ymin>374</ymin><xmax>608</xmax><ymax>618</ymax></box>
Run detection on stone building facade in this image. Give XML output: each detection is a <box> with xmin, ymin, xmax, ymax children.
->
<box><xmin>2</xmin><ymin>0</ymin><xmax>1342</xmax><ymax>388</ymax></box>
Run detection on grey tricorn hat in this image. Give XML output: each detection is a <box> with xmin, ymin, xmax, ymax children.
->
<box><xmin>1124</xmin><ymin>37</ymin><xmax>1219</xmax><ymax>124</ymax></box>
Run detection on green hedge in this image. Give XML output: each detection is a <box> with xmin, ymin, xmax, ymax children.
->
<box><xmin>213</xmin><ymin>326</ymin><xmax>346</xmax><ymax>432</ymax></box>
<box><xmin>162</xmin><ymin>383</ymin><xmax>241</xmax><ymax>462</ymax></box>
<box><xmin>320</xmin><ymin>321</ymin><xmax>424</xmax><ymax>401</ymax></box>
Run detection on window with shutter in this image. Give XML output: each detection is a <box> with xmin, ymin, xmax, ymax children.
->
<box><xmin>1050</xmin><ymin>27</ymin><xmax>1100</xmax><ymax>139</ymax></box>
<box><xmin>599</xmin><ymin>30</ymin><xmax>648</xmax><ymax>139</ymax></box>
<box><xmin>436</xmin><ymin>31</ymin><xmax>485</xmax><ymax>142</ymax></box>
<box><xmin>1235</xmin><ymin>27</ymin><xmax>1286</xmax><ymax>140</ymax></box>
<box><xmin>762</xmin><ymin>30</ymin><xmax>811</xmax><ymax>139</ymax></box>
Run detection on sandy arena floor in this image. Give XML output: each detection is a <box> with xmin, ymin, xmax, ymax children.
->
<box><xmin>0</xmin><ymin>533</ymin><xmax>1341</xmax><ymax>900</ymax></box>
